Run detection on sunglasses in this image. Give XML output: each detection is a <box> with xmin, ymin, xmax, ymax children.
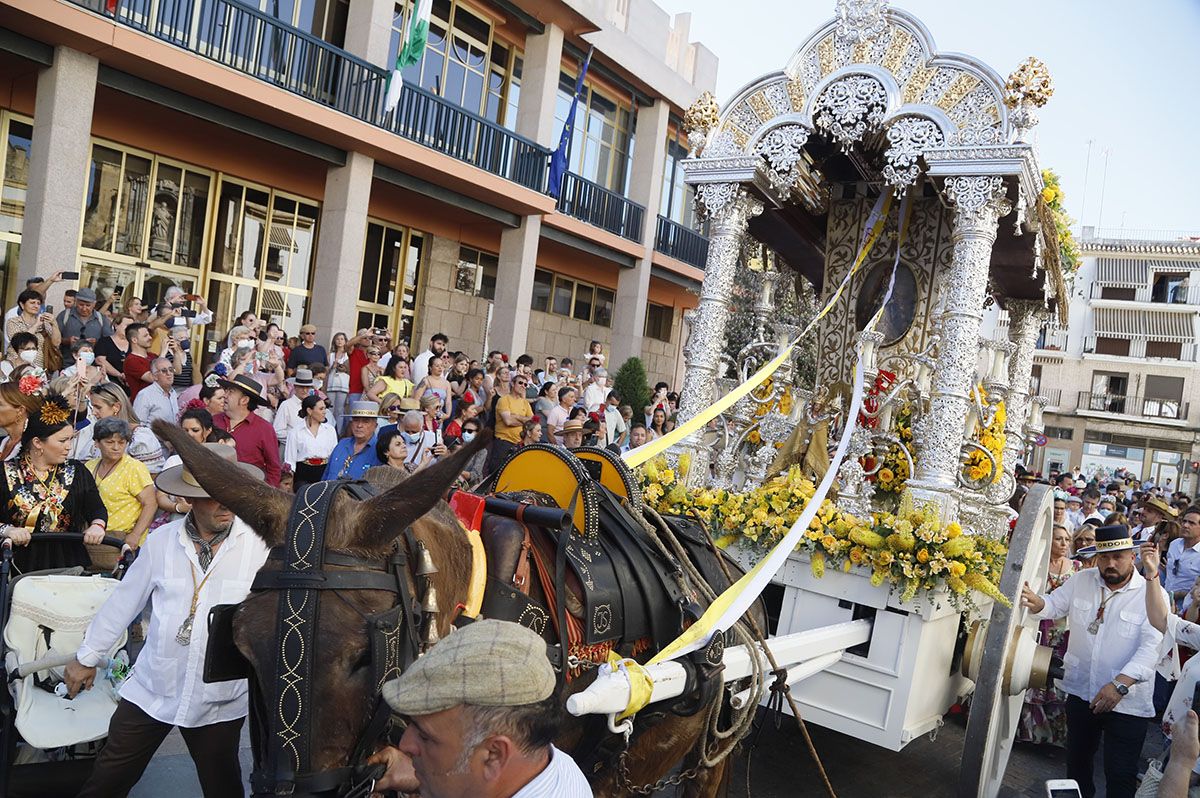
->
<box><xmin>388</xmin><ymin>405</ymin><xmax>402</xmax><ymax>412</ymax></box>
<box><xmin>515</xmin><ymin>380</ymin><xmax>528</xmax><ymax>386</ymax></box>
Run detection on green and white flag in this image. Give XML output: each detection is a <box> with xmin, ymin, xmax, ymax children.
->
<box><xmin>385</xmin><ymin>0</ymin><xmax>432</xmax><ymax>114</ymax></box>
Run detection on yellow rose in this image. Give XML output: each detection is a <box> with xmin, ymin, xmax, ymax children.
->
<box><xmin>945</xmin><ymin>522</ymin><xmax>962</xmax><ymax>539</ymax></box>
<box><xmin>917</xmin><ymin>548</ymin><xmax>930</xmax><ymax>564</ymax></box>
<box><xmin>878</xmin><ymin>467</ymin><xmax>895</xmax><ymax>483</ymax></box>
<box><xmin>949</xmin><ymin>561</ymin><xmax>967</xmax><ymax>578</ymax></box>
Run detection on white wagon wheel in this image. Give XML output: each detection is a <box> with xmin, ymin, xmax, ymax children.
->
<box><xmin>957</xmin><ymin>482</ymin><xmax>1056</xmax><ymax>798</ymax></box>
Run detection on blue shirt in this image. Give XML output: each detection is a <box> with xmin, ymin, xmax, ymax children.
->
<box><xmin>322</xmin><ymin>435</ymin><xmax>381</xmax><ymax>480</ymax></box>
<box><xmin>1167</xmin><ymin>536</ymin><xmax>1200</xmax><ymax>606</ymax></box>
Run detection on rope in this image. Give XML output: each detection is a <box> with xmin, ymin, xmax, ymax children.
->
<box><xmin>684</xmin><ymin>507</ymin><xmax>839</xmax><ymax>798</ymax></box>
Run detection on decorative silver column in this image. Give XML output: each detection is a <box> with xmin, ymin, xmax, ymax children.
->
<box><xmin>909</xmin><ymin>175</ymin><xmax>1012</xmax><ymax>512</ymax></box>
<box><xmin>993</xmin><ymin>300</ymin><xmax>1045</xmax><ymax>500</ymax></box>
<box><xmin>675</xmin><ymin>184</ymin><xmax>762</xmax><ymax>485</ymax></box>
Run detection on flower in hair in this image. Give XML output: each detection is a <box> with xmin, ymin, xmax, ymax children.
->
<box><xmin>18</xmin><ymin>373</ymin><xmax>45</xmax><ymax>397</ymax></box>
<box><xmin>37</xmin><ymin>396</ymin><xmax>70</xmax><ymax>426</ymax></box>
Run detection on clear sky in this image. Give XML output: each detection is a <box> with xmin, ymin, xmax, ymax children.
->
<box><xmin>654</xmin><ymin>0</ymin><xmax>1200</xmax><ymax>235</ymax></box>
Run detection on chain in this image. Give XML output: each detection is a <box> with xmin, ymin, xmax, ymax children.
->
<box><xmin>617</xmin><ymin>748</ymin><xmax>703</xmax><ymax>795</ymax></box>
<box><xmin>566</xmin><ymin>655</ymin><xmax>605</xmax><ymax>672</ymax></box>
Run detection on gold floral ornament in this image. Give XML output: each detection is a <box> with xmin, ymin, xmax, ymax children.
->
<box><xmin>963</xmin><ymin>386</ymin><xmax>1006</xmax><ymax>484</ymax></box>
<box><xmin>683</xmin><ymin>90</ymin><xmax>721</xmax><ymax>155</ymax></box>
<box><xmin>37</xmin><ymin>396</ymin><xmax>71</xmax><ymax>426</ymax></box>
<box><xmin>1003</xmin><ymin>56</ymin><xmax>1053</xmax><ymax>109</ymax></box>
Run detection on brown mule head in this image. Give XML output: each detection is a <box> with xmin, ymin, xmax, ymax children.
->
<box><xmin>159</xmin><ymin>418</ymin><xmax>491</xmax><ymax>775</ymax></box>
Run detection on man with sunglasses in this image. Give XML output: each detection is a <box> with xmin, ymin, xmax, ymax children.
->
<box><xmin>285</xmin><ymin>324</ymin><xmax>326</xmax><ymax>376</ymax></box>
<box><xmin>486</xmin><ymin>373</ymin><xmax>532</xmax><ymax>475</ymax></box>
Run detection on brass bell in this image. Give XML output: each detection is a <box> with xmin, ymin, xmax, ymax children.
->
<box><xmin>422</xmin><ymin>617</ymin><xmax>441</xmax><ymax>648</ymax></box>
<box><xmin>421</xmin><ymin>585</ymin><xmax>440</xmax><ymax>615</ymax></box>
<box><xmin>415</xmin><ymin>541</ymin><xmax>439</xmax><ymax>577</ymax></box>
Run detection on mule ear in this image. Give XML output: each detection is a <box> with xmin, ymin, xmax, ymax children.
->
<box><xmin>151</xmin><ymin>420</ymin><xmax>292</xmax><ymax>547</ymax></box>
<box><xmin>354</xmin><ymin>430</ymin><xmax>493</xmax><ymax>550</ymax></box>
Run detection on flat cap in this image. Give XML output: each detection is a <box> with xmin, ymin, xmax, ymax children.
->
<box><xmin>382</xmin><ymin>620</ymin><xmax>555</xmax><ymax>715</ymax></box>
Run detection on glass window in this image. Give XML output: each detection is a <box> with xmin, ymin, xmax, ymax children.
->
<box><xmin>478</xmin><ymin>252</ymin><xmax>497</xmax><ymax>300</ymax></box>
<box><xmin>360</xmin><ymin>223</ymin><xmax>384</xmax><ymax>303</ymax></box>
<box><xmin>552</xmin><ymin>277</ymin><xmax>574</xmax><ymax>316</ymax></box>
<box><xmin>402</xmin><ymin>233</ymin><xmax>423</xmax><ymax>316</ymax></box>
<box><xmin>1151</xmin><ymin>273</ymin><xmax>1189</xmax><ymax>304</ymax></box>
<box><xmin>594</xmin><ymin>288</ymin><xmax>614</xmax><ymax>328</ymax></box>
<box><xmin>453</xmin><ymin>245</ymin><xmax>497</xmax><ymax>299</ymax></box>
<box><xmin>645</xmin><ymin>303</ymin><xmax>673</xmax><ymax>342</ymax></box>
<box><xmin>114</xmin><ymin>153</ymin><xmax>151</xmax><ymax>257</ymax></box>
<box><xmin>357</xmin><ymin>220</ymin><xmax>424</xmax><ymax>347</ymax></box>
<box><xmin>553</xmin><ymin>70</ymin><xmax>635</xmax><ymax>195</ymax></box>
<box><xmin>1</xmin><ymin>118</ymin><xmax>32</xmax><ymax>235</ymax></box>
<box><xmin>573</xmin><ymin>283</ymin><xmax>593</xmax><ymax>321</ymax></box>
<box><xmin>531</xmin><ymin>268</ymin><xmax>552</xmax><ymax>312</ymax></box>
<box><xmin>82</xmin><ymin>145</ymin><xmax>125</xmax><ymax>252</ymax></box>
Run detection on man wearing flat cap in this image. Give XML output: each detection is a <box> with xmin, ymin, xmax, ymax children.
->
<box><xmin>64</xmin><ymin>445</ymin><xmax>270</xmax><ymax>796</ymax></box>
<box><xmin>369</xmin><ymin>619</ymin><xmax>592</xmax><ymax>798</ymax></box>
<box><xmin>1021</xmin><ymin>524</ymin><xmax>1163</xmax><ymax>798</ymax></box>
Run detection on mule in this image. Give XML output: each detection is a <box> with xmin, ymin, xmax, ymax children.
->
<box><xmin>153</xmin><ymin>421</ymin><xmax>743</xmax><ymax>797</ymax></box>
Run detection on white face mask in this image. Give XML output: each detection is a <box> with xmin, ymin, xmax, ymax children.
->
<box><xmin>78</xmin><ymin>351</ymin><xmax>95</xmax><ymax>367</ymax></box>
<box><xmin>314</xmin><ymin>379</ymin><xmax>323</xmax><ymax>390</ymax></box>
<box><xmin>18</xmin><ymin>350</ymin><xmax>37</xmax><ymax>363</ymax></box>
<box><xmin>236</xmin><ymin>339</ymin><xmax>253</xmax><ymax>349</ymax></box>
<box><xmin>461</xmin><ymin>431</ymin><xmax>476</xmax><ymax>443</ymax></box>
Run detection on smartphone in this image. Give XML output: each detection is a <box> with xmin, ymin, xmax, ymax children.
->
<box><xmin>179</xmin><ymin>308</ymin><xmax>197</xmax><ymax>318</ymax></box>
<box><xmin>112</xmin><ymin>285</ymin><xmax>124</xmax><ymax>297</ymax></box>
<box><xmin>61</xmin><ymin>271</ymin><xmax>79</xmax><ymax>280</ymax></box>
<box><xmin>1045</xmin><ymin>780</ymin><xmax>1082</xmax><ymax>798</ymax></box>
<box><xmin>44</xmin><ymin>305</ymin><xmax>54</xmax><ymax>315</ymax></box>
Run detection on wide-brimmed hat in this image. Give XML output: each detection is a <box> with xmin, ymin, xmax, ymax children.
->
<box><xmin>289</xmin><ymin>368</ymin><xmax>314</xmax><ymax>388</ymax></box>
<box><xmin>347</xmin><ymin>400</ymin><xmax>384</xmax><ymax>421</ymax></box>
<box><xmin>1143</xmin><ymin>497</ymin><xmax>1178</xmax><ymax>519</ymax></box>
<box><xmin>155</xmin><ymin>443</ymin><xmax>264</xmax><ymax>499</ymax></box>
<box><xmin>381</xmin><ymin>620</ymin><xmax>554</xmax><ymax>716</ymax></box>
<box><xmin>397</xmin><ymin>397</ymin><xmax>420</xmax><ymax>411</ymax></box>
<box><xmin>217</xmin><ymin>374</ymin><xmax>268</xmax><ymax>409</ymax></box>
<box><xmin>1076</xmin><ymin>524</ymin><xmax>1134</xmax><ymax>556</ymax></box>
<box><xmin>560</xmin><ymin>418</ymin><xmax>585</xmax><ymax>434</ymax></box>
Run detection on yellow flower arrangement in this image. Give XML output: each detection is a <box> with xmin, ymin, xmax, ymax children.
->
<box><xmin>964</xmin><ymin>386</ymin><xmax>1006</xmax><ymax>485</ymax></box>
<box><xmin>639</xmin><ymin>459</ymin><xmax>1009</xmax><ymax>610</ymax></box>
<box><xmin>872</xmin><ymin>402</ymin><xmax>914</xmax><ymax>494</ymax></box>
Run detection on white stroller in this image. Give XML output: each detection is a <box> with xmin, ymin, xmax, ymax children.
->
<box><xmin>0</xmin><ymin>534</ymin><xmax>135</xmax><ymax>797</ymax></box>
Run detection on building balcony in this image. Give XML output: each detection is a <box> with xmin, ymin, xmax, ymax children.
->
<box><xmin>1076</xmin><ymin>392</ymin><xmax>1190</xmax><ymax>424</ymax></box>
<box><xmin>1083</xmin><ymin>335</ymin><xmax>1198</xmax><ymax>363</ymax></box>
<box><xmin>654</xmin><ymin>215</ymin><xmax>709</xmax><ymax>268</ymax></box>
<box><xmin>556</xmin><ymin>172</ymin><xmax>645</xmax><ymax>243</ymax></box>
<box><xmin>65</xmin><ymin>0</ymin><xmax>551</xmax><ymax>192</ymax></box>
<box><xmin>1090</xmin><ymin>281</ymin><xmax>1200</xmax><ymax>306</ymax></box>
<box><xmin>1036</xmin><ymin>387</ymin><xmax>1062</xmax><ymax>408</ymax></box>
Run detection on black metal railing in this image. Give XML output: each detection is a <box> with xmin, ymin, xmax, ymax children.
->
<box><xmin>1036</xmin><ymin>388</ymin><xmax>1062</xmax><ymax>406</ymax></box>
<box><xmin>1077</xmin><ymin>392</ymin><xmax>1189</xmax><ymax>420</ymax></box>
<box><xmin>381</xmin><ymin>83</ymin><xmax>548</xmax><ymax>192</ymax></box>
<box><xmin>654</xmin><ymin>215</ymin><xmax>709</xmax><ymax>268</ymax></box>
<box><xmin>556</xmin><ymin>172</ymin><xmax>645</xmax><ymax>242</ymax></box>
<box><xmin>65</xmin><ymin>0</ymin><xmax>550</xmax><ymax>191</ymax></box>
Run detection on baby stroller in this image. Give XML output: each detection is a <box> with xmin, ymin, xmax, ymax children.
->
<box><xmin>0</xmin><ymin>534</ymin><xmax>136</xmax><ymax>797</ymax></box>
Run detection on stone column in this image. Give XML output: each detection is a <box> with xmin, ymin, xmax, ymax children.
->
<box><xmin>309</xmin><ymin>152</ymin><xmax>373</xmax><ymax>339</ymax></box>
<box><xmin>909</xmin><ymin>175</ymin><xmax>1011</xmax><ymax>512</ymax></box>
<box><xmin>486</xmin><ymin>23</ymin><xmax>563</xmax><ymax>358</ymax></box>
<box><xmin>611</xmin><ymin>99</ymin><xmax>671</xmax><ymax>369</ymax></box>
<box><xmin>676</xmin><ymin>184</ymin><xmax>761</xmax><ymax>485</ymax></box>
<box><xmin>343</xmin><ymin>0</ymin><xmax>394</xmax><ymax>67</ymax></box>
<box><xmin>19</xmin><ymin>46</ymin><xmax>99</xmax><ymax>289</ymax></box>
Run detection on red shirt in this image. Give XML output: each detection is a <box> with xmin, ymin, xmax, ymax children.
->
<box><xmin>213</xmin><ymin>411</ymin><xmax>282</xmax><ymax>486</ymax></box>
<box><xmin>348</xmin><ymin>348</ymin><xmax>369</xmax><ymax>394</ymax></box>
<box><xmin>123</xmin><ymin>352</ymin><xmax>153</xmax><ymax>401</ymax></box>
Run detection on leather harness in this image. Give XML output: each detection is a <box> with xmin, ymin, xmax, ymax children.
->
<box><xmin>244</xmin><ymin>479</ymin><xmax>421</xmax><ymax>798</ymax></box>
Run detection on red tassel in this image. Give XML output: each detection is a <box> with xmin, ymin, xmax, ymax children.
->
<box><xmin>105</xmin><ymin>0</ymin><xmax>118</xmax><ymax>13</ymax></box>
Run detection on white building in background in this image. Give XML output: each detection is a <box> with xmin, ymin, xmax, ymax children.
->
<box><xmin>984</xmin><ymin>227</ymin><xmax>1200</xmax><ymax>493</ymax></box>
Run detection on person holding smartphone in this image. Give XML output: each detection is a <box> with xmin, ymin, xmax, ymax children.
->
<box><xmin>1142</xmin><ymin>534</ymin><xmax>1200</xmax><ymax>788</ymax></box>
<box><xmin>4</xmin><ymin>288</ymin><xmax>61</xmax><ymax>369</ymax></box>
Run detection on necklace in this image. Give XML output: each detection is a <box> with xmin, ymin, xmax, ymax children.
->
<box><xmin>176</xmin><ymin>561</ymin><xmax>218</xmax><ymax>646</ymax></box>
<box><xmin>1088</xmin><ymin>586</ymin><xmax>1121</xmax><ymax>635</ymax></box>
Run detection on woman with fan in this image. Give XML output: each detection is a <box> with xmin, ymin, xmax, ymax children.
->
<box><xmin>0</xmin><ymin>392</ymin><xmax>107</xmax><ymax>571</ymax></box>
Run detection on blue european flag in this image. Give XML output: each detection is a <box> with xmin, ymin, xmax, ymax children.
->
<box><xmin>547</xmin><ymin>47</ymin><xmax>593</xmax><ymax>200</ymax></box>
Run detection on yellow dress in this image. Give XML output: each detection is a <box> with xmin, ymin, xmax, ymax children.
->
<box><xmin>87</xmin><ymin>455</ymin><xmax>153</xmax><ymax>539</ymax></box>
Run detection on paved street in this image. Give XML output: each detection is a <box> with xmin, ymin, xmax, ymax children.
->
<box><xmin>122</xmin><ymin>705</ymin><xmax>1166</xmax><ymax>797</ymax></box>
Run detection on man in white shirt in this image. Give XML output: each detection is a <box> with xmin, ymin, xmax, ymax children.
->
<box><xmin>65</xmin><ymin>445</ymin><xmax>269</xmax><ymax>797</ymax></box>
<box><xmin>545</xmin><ymin>387</ymin><xmax>576</xmax><ymax>445</ymax></box>
<box><xmin>603</xmin><ymin>389</ymin><xmax>627</xmax><ymax>448</ymax></box>
<box><xmin>1133</xmin><ymin>496</ymin><xmax>1177</xmax><ymax>544</ymax></box>
<box><xmin>411</xmin><ymin>332</ymin><xmax>448</xmax><ymax>386</ymax></box>
<box><xmin>273</xmin><ymin>367</ymin><xmax>324</xmax><ymax>446</ymax></box>
<box><xmin>582</xmin><ymin>368</ymin><xmax>609</xmax><ymax>414</ymax></box>
<box><xmin>1020</xmin><ymin>524</ymin><xmax>1162</xmax><ymax>798</ymax></box>
<box><xmin>131</xmin><ymin>356</ymin><xmax>181</xmax><ymax>427</ymax></box>
<box><xmin>369</xmin><ymin>620</ymin><xmax>592</xmax><ymax>797</ymax></box>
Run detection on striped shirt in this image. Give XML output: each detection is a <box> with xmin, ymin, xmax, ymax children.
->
<box><xmin>513</xmin><ymin>746</ymin><xmax>592</xmax><ymax>797</ymax></box>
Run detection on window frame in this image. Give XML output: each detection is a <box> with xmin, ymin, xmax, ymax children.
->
<box><xmin>356</xmin><ymin>217</ymin><xmax>426</xmax><ymax>345</ymax></box>
<box><xmin>0</xmin><ymin>111</ymin><xmax>32</xmax><ymax>310</ymax></box>
<box><xmin>529</xmin><ymin>268</ymin><xmax>615</xmax><ymax>328</ymax></box>
<box><xmin>644</xmin><ymin>302</ymin><xmax>673</xmax><ymax>342</ymax></box>
<box><xmin>453</xmin><ymin>245</ymin><xmax>498</xmax><ymax>300</ymax></box>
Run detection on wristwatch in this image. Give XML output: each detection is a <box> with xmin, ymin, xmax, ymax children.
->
<box><xmin>1111</xmin><ymin>680</ymin><xmax>1129</xmax><ymax>696</ymax></box>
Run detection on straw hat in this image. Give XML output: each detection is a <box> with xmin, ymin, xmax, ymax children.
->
<box><xmin>155</xmin><ymin>443</ymin><xmax>263</xmax><ymax>499</ymax></box>
<box><xmin>347</xmin><ymin>400</ymin><xmax>385</xmax><ymax>421</ymax></box>
<box><xmin>1143</xmin><ymin>496</ymin><xmax>1178</xmax><ymax>519</ymax></box>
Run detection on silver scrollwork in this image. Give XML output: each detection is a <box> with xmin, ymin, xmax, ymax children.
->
<box><xmin>835</xmin><ymin>0</ymin><xmax>890</xmax><ymax>45</ymax></box>
<box><xmin>814</xmin><ymin>75</ymin><xmax>888</xmax><ymax>152</ymax></box>
<box><xmin>754</xmin><ymin>125</ymin><xmax>811</xmax><ymax>198</ymax></box>
<box><xmin>882</xmin><ymin>117</ymin><xmax>944</xmax><ymax>193</ymax></box>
